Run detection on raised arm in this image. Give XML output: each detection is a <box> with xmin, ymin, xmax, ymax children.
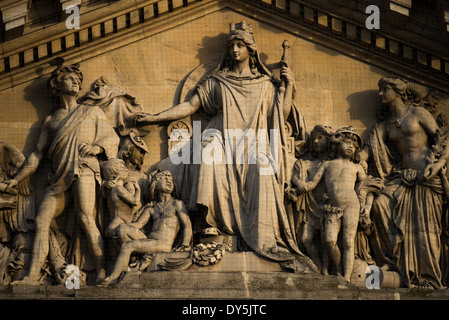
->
<box><xmin>115</xmin><ymin>182</ymin><xmax>141</xmax><ymax>207</ymax></box>
<box><xmin>280</xmin><ymin>63</ymin><xmax>295</xmax><ymax>121</ymax></box>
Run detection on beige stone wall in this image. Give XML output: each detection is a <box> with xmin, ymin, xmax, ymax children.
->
<box><xmin>0</xmin><ymin>8</ymin><xmax>429</xmax><ymax>172</ymax></box>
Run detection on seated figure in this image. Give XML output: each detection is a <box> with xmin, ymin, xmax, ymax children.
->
<box><xmin>99</xmin><ymin>170</ymin><xmax>192</xmax><ymax>285</ymax></box>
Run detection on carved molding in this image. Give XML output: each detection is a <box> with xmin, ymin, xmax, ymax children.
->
<box><xmin>0</xmin><ymin>0</ymin><xmax>448</xmax><ymax>95</ymax></box>
<box><xmin>0</xmin><ymin>0</ymin><xmax>30</xmax><ymax>31</ymax></box>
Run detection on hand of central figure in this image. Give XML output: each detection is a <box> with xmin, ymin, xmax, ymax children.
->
<box><xmin>79</xmin><ymin>143</ymin><xmax>102</xmax><ymax>157</ymax></box>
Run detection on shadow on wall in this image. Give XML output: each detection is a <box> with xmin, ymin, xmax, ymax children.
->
<box><xmin>346</xmin><ymin>89</ymin><xmax>379</xmax><ymax>139</ymax></box>
<box><xmin>22</xmin><ymin>74</ymin><xmax>53</xmax><ymax>156</ymax></box>
<box><xmin>22</xmin><ymin>72</ymin><xmax>54</xmax><ymax>204</ymax></box>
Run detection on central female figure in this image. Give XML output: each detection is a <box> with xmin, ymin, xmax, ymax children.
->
<box><xmin>134</xmin><ymin>21</ymin><xmax>310</xmax><ymax>268</ymax></box>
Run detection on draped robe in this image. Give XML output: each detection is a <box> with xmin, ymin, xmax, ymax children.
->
<box><xmin>47</xmin><ymin>104</ymin><xmax>119</xmax><ymax>196</ymax></box>
<box><xmin>368</xmin><ymin>121</ymin><xmax>445</xmax><ymax>289</ymax></box>
<box><xmin>187</xmin><ymin>72</ymin><xmax>309</xmax><ymax>266</ymax></box>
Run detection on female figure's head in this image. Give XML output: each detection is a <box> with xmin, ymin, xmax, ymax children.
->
<box><xmin>376</xmin><ymin>76</ymin><xmax>422</xmax><ymax>120</ymax></box>
<box><xmin>220</xmin><ymin>21</ymin><xmax>269</xmax><ymax>76</ymax></box>
<box><xmin>378</xmin><ymin>77</ymin><xmax>408</xmax><ymax>105</ymax></box>
<box><xmin>48</xmin><ymin>63</ymin><xmax>83</xmax><ymax>99</ymax></box>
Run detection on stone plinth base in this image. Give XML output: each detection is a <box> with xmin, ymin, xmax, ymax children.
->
<box><xmin>0</xmin><ymin>252</ymin><xmax>448</xmax><ymax>300</ymax></box>
<box><xmin>146</xmin><ymin>251</ymin><xmax>284</xmax><ymax>273</ymax></box>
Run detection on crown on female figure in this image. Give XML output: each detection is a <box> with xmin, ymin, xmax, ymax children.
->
<box><xmin>229</xmin><ymin>21</ymin><xmax>253</xmax><ymax>34</ymax></box>
<box><xmin>227</xmin><ymin>20</ymin><xmax>257</xmax><ymax>51</ymax></box>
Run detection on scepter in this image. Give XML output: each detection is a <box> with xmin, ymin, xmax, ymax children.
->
<box><xmin>280</xmin><ymin>39</ymin><xmax>290</xmax><ymax>90</ymax></box>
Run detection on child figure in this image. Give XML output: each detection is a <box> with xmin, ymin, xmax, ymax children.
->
<box><xmin>101</xmin><ymin>159</ymin><xmax>142</xmax><ymax>243</ymax></box>
<box><xmin>99</xmin><ymin>170</ymin><xmax>192</xmax><ymax>286</ymax></box>
<box><xmin>287</xmin><ymin>125</ymin><xmax>333</xmax><ymax>274</ymax></box>
<box><xmin>296</xmin><ymin>126</ymin><xmax>371</xmax><ymax>282</ymax></box>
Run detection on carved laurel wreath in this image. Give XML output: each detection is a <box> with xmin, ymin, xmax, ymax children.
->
<box><xmin>192</xmin><ymin>240</ymin><xmax>233</xmax><ymax>266</ymax></box>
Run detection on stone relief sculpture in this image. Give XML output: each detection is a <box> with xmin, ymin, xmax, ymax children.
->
<box><xmin>133</xmin><ymin>21</ymin><xmax>316</xmax><ymax>273</ymax></box>
<box><xmin>102</xmin><ymin>158</ymin><xmax>141</xmax><ymax>244</ymax></box>
<box><xmin>99</xmin><ymin>170</ymin><xmax>192</xmax><ymax>286</ymax></box>
<box><xmin>117</xmin><ymin>130</ymin><xmax>150</xmax><ymax>210</ymax></box>
<box><xmin>294</xmin><ymin>126</ymin><xmax>381</xmax><ymax>283</ymax></box>
<box><xmin>0</xmin><ymin>142</ymin><xmax>34</xmax><ymax>284</ymax></box>
<box><xmin>5</xmin><ymin>62</ymin><xmax>120</xmax><ymax>285</ymax></box>
<box><xmin>286</xmin><ymin>125</ymin><xmax>333</xmax><ymax>275</ymax></box>
<box><xmin>1</xmin><ymin>20</ymin><xmax>448</xmax><ymax>291</ymax></box>
<box><xmin>362</xmin><ymin>76</ymin><xmax>449</xmax><ymax>289</ymax></box>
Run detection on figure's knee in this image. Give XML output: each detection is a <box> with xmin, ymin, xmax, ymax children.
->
<box><xmin>121</xmin><ymin>241</ymin><xmax>136</xmax><ymax>255</ymax></box>
<box><xmin>78</xmin><ymin>211</ymin><xmax>98</xmax><ymax>232</ymax></box>
<box><xmin>324</xmin><ymin>237</ymin><xmax>338</xmax><ymax>250</ymax></box>
<box><xmin>34</xmin><ymin>213</ymin><xmax>52</xmax><ymax>232</ymax></box>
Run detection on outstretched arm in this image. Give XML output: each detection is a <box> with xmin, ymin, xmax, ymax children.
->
<box><xmin>134</xmin><ymin>93</ymin><xmax>202</xmax><ymax>125</ymax></box>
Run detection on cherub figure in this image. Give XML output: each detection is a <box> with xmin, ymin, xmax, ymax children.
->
<box><xmin>297</xmin><ymin>127</ymin><xmax>376</xmax><ymax>282</ymax></box>
<box><xmin>101</xmin><ymin>159</ymin><xmax>141</xmax><ymax>244</ymax></box>
<box><xmin>99</xmin><ymin>170</ymin><xmax>192</xmax><ymax>286</ymax></box>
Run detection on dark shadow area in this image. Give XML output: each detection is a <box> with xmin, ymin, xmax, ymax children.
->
<box><xmin>22</xmin><ymin>76</ymin><xmax>53</xmax><ymax>156</ymax></box>
<box><xmin>346</xmin><ymin>89</ymin><xmax>379</xmax><ymax>139</ymax></box>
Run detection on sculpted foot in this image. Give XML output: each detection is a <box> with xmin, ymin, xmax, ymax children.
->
<box><xmin>11</xmin><ymin>276</ymin><xmax>40</xmax><ymax>286</ymax></box>
<box><xmin>97</xmin><ymin>276</ymin><xmax>119</xmax><ymax>287</ymax></box>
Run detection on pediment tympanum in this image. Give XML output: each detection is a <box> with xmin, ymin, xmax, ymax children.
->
<box><xmin>0</xmin><ymin>1</ymin><xmax>448</xmax><ymax>295</ymax></box>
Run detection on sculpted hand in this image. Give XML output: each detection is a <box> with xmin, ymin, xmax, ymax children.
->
<box><xmin>133</xmin><ymin>112</ymin><xmax>157</xmax><ymax>125</ymax></box>
<box><xmin>442</xmin><ymin>165</ymin><xmax>447</xmax><ymax>176</ymax></box>
<box><xmin>424</xmin><ymin>161</ymin><xmax>445</xmax><ymax>179</ymax></box>
<box><xmin>79</xmin><ymin>143</ymin><xmax>102</xmax><ymax>157</ymax></box>
<box><xmin>280</xmin><ymin>64</ymin><xmax>294</xmax><ymax>84</ymax></box>
<box><xmin>359</xmin><ymin>210</ymin><xmax>372</xmax><ymax>231</ymax></box>
<box><xmin>295</xmin><ymin>181</ymin><xmax>309</xmax><ymax>194</ymax></box>
<box><xmin>4</xmin><ymin>179</ymin><xmax>18</xmax><ymax>195</ymax></box>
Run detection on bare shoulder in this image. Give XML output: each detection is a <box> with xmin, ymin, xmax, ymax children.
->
<box><xmin>173</xmin><ymin>199</ymin><xmax>186</xmax><ymax>209</ymax></box>
<box><xmin>411</xmin><ymin>106</ymin><xmax>433</xmax><ymax>118</ymax></box>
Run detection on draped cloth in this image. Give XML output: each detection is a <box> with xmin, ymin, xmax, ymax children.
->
<box><xmin>47</xmin><ymin>104</ymin><xmax>119</xmax><ymax>196</ymax></box>
<box><xmin>181</xmin><ymin>72</ymin><xmax>315</xmax><ymax>271</ymax></box>
<box><xmin>368</xmin><ymin>122</ymin><xmax>445</xmax><ymax>289</ymax></box>
<box><xmin>78</xmin><ymin>77</ymin><xmax>144</xmax><ymax>137</ymax></box>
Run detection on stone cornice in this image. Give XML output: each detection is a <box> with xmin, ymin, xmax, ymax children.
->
<box><xmin>0</xmin><ymin>0</ymin><xmax>448</xmax><ymax>94</ymax></box>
